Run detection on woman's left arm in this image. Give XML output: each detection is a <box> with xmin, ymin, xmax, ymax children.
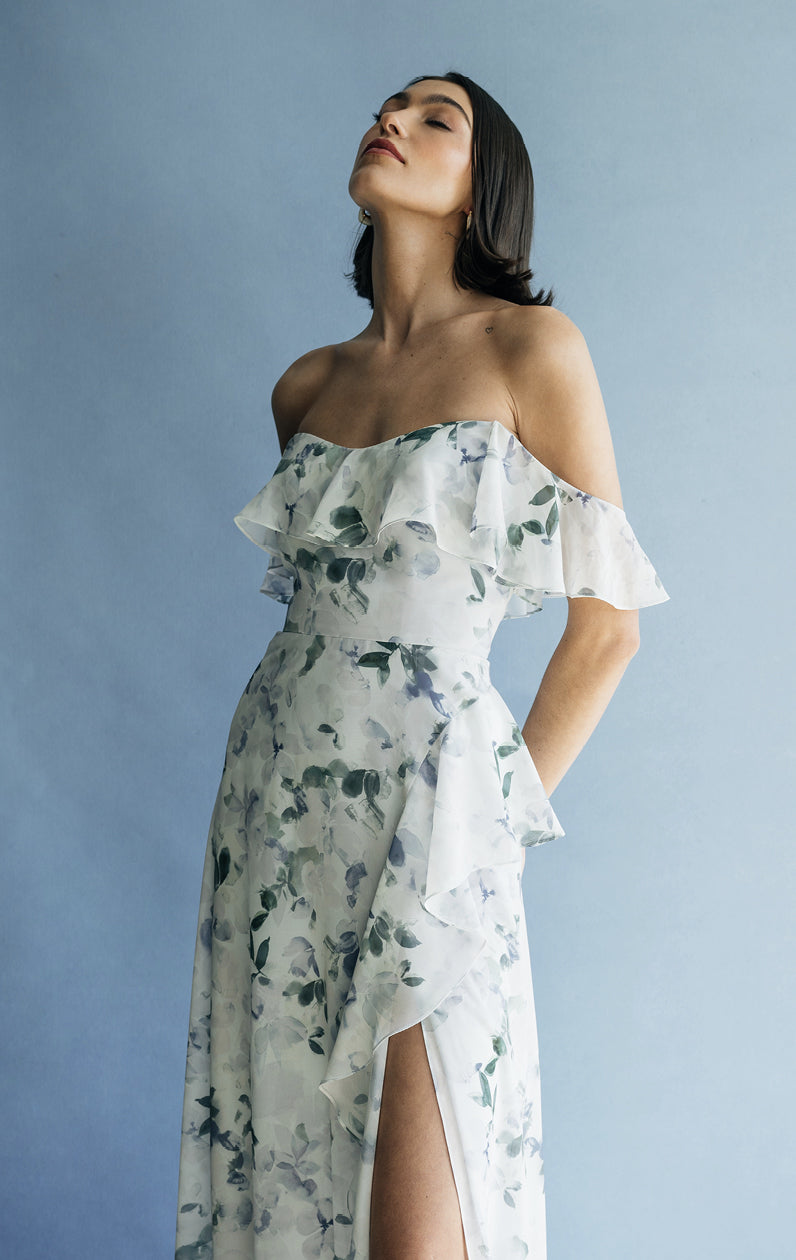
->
<box><xmin>520</xmin><ymin>598</ymin><xmax>640</xmax><ymax>801</ymax></box>
<box><xmin>498</xmin><ymin>306</ymin><xmax>644</xmax><ymax>868</ymax></box>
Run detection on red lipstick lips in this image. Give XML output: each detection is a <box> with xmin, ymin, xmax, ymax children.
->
<box><xmin>363</xmin><ymin>138</ymin><xmax>404</xmax><ymax>163</ymax></box>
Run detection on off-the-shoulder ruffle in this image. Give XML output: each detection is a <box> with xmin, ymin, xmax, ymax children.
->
<box><xmin>233</xmin><ymin>420</ymin><xmax>669</xmax><ymax>617</ymax></box>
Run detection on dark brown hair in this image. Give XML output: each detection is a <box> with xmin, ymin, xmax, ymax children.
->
<box><xmin>347</xmin><ymin>70</ymin><xmax>554</xmax><ymax>308</ymax></box>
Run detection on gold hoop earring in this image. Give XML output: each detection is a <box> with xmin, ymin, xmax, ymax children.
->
<box><xmin>358</xmin><ymin>207</ymin><xmax>372</xmax><ymax>225</ymax></box>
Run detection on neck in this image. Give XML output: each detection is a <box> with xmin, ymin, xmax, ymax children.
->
<box><xmin>362</xmin><ymin>210</ymin><xmax>478</xmax><ymax>349</ymax></box>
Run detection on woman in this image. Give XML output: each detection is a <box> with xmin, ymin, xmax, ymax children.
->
<box><xmin>175</xmin><ymin>71</ymin><xmax>669</xmax><ymax>1260</ymax></box>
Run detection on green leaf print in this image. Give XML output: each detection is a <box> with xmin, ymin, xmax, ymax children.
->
<box><xmin>292</xmin><ymin>1122</ymin><xmax>310</xmax><ymax>1156</ymax></box>
<box><xmin>507</xmin><ymin>522</ymin><xmax>524</xmax><ymax>547</ymax></box>
<box><xmin>297</xmin><ymin>980</ymin><xmax>317</xmax><ymax>1006</ymax></box>
<box><xmin>322</xmin><ymin>930</ymin><xmax>359</xmax><ymax>984</ymax></box>
<box><xmin>253</xmin><ymin>1016</ymin><xmax>306</xmax><ymax>1060</ymax></box>
<box><xmin>295</xmin><ymin>547</ymin><xmax>321</xmax><ymax>574</ymax></box>
<box><xmin>328</xmin><ymin>504</ymin><xmax>369</xmax><ymax>546</ymax></box>
<box><xmin>341</xmin><ymin>768</ymin><xmax>366</xmax><ymax>797</ymax></box>
<box><xmin>357</xmin><ymin>650</ymin><xmax>393</xmax><ymax>678</ymax></box>
<box><xmin>479</xmin><ymin>1070</ymin><xmax>492</xmax><ymax>1108</ymax></box>
<box><xmin>521</xmin><ymin>519</ymin><xmax>543</xmax><ymax>535</ymax></box>
<box><xmin>253</xmin><ymin>937</ymin><xmax>270</xmax><ymax>972</ymax></box>
<box><xmin>344</xmin><ymin>558</ymin><xmax>369</xmax><ymax>614</ymax></box>
<box><xmin>362</xmin><ymin>974</ymin><xmax>399</xmax><ymax>1021</ymax></box>
<box><xmin>213</xmin><ymin>846</ymin><xmax>230</xmax><ymax>889</ymax></box>
<box><xmin>398</xmin><ymin>644</ymin><xmax>437</xmax><ymax>675</ymax></box>
<box><xmin>195</xmin><ymin>1089</ymin><xmax>219</xmax><ymax>1118</ymax></box>
<box><xmin>363</xmin><ymin>768</ymin><xmax>382</xmax><ymax>810</ymax></box>
<box><xmin>502</xmin><ymin>770</ymin><xmax>513</xmax><ymax>799</ymax></box>
<box><xmin>545</xmin><ymin>500</ymin><xmax>559</xmax><ymax>538</ymax></box>
<box><xmin>325</xmin><ymin>556</ymin><xmax>351</xmax><ymax>582</ymax></box>
<box><xmin>298</xmin><ymin>635</ymin><xmax>326</xmax><ymax>677</ymax></box>
<box><xmin>530</xmin><ymin>484</ymin><xmax>556</xmax><ymax>505</ymax></box>
<box><xmin>503</xmin><ymin>1182</ymin><xmax>523</xmax><ymax>1211</ymax></box>
<box><xmin>404</xmin><ymin>424</ymin><xmax>450</xmax><ymax>445</ymax></box>
<box><xmin>358</xmin><ymin>641</ymin><xmax>399</xmax><ymax>686</ymax></box>
<box><xmin>302</xmin><ymin>764</ymin><xmax>332</xmax><ymax>789</ymax></box>
<box><xmin>284</xmin><ymin>935</ymin><xmax>320</xmax><ymax>979</ymax></box>
<box><xmin>468</xmin><ymin>566</ymin><xmax>486</xmax><ymax>602</ymax></box>
<box><xmin>394</xmin><ymin>925</ymin><xmax>421</xmax><ymax>948</ymax></box>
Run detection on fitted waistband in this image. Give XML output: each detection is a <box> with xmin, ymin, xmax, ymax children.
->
<box><xmin>274</xmin><ymin>626</ymin><xmax>492</xmax><ymax>663</ymax></box>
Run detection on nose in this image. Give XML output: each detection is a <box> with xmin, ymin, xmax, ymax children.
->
<box><xmin>375</xmin><ymin>107</ymin><xmax>404</xmax><ymax>136</ymax></box>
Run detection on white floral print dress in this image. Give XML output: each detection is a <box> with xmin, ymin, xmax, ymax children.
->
<box><xmin>175</xmin><ymin>419</ymin><xmax>669</xmax><ymax>1260</ymax></box>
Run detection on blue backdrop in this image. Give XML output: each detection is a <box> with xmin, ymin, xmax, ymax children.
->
<box><xmin>2</xmin><ymin>1</ymin><xmax>793</xmax><ymax>1256</ymax></box>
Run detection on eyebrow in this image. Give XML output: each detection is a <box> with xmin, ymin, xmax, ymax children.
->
<box><xmin>380</xmin><ymin>89</ymin><xmax>472</xmax><ymax>129</ymax></box>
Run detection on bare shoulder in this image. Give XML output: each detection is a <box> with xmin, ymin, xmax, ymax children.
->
<box><xmin>270</xmin><ymin>344</ymin><xmax>337</xmax><ymax>451</ymax></box>
<box><xmin>496</xmin><ymin>304</ymin><xmax>624</xmax><ymax>509</ymax></box>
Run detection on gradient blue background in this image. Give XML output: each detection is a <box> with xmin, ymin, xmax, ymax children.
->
<box><xmin>2</xmin><ymin>2</ymin><xmax>793</xmax><ymax>1256</ymax></box>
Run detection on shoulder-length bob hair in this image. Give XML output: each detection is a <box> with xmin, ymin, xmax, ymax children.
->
<box><xmin>348</xmin><ymin>70</ymin><xmax>554</xmax><ymax>308</ymax></box>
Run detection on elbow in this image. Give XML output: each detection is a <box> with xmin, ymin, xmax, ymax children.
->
<box><xmin>585</xmin><ymin>625</ymin><xmax>639</xmax><ymax>664</ymax></box>
<box><xmin>612</xmin><ymin>617</ymin><xmax>641</xmax><ymax>660</ymax></box>
<box><xmin>607</xmin><ymin>612</ymin><xmax>641</xmax><ymax>659</ymax></box>
<box><xmin>564</xmin><ymin>601</ymin><xmax>640</xmax><ymax>659</ymax></box>
<box><xmin>621</xmin><ymin>624</ymin><xmax>641</xmax><ymax>658</ymax></box>
<box><xmin>588</xmin><ymin>625</ymin><xmax>640</xmax><ymax>674</ymax></box>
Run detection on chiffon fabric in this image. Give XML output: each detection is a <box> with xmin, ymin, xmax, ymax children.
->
<box><xmin>175</xmin><ymin>419</ymin><xmax>669</xmax><ymax>1259</ymax></box>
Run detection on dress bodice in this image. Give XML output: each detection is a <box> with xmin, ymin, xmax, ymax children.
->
<box><xmin>233</xmin><ymin>419</ymin><xmax>669</xmax><ymax>657</ymax></box>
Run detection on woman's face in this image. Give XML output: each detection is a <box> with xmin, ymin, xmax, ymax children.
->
<box><xmin>349</xmin><ymin>78</ymin><xmax>473</xmax><ymax>225</ymax></box>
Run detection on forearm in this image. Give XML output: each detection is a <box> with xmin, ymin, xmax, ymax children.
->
<box><xmin>516</xmin><ymin>628</ymin><xmax>637</xmax><ymax>872</ymax></box>
<box><xmin>521</xmin><ymin>628</ymin><xmax>639</xmax><ymax>801</ymax></box>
